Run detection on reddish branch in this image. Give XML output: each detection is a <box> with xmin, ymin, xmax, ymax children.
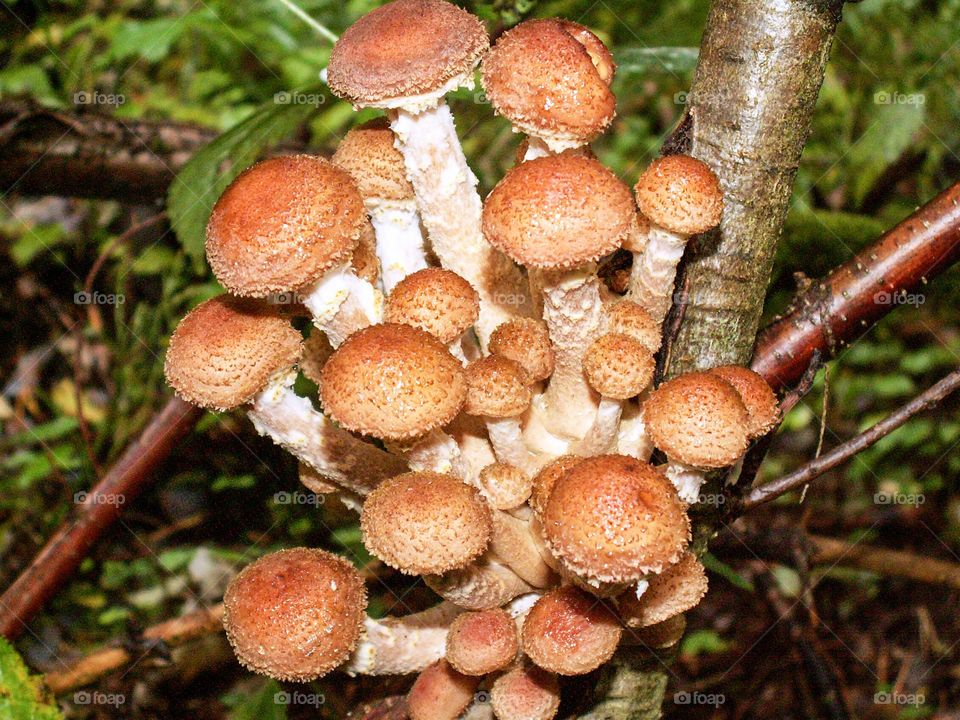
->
<box><xmin>752</xmin><ymin>180</ymin><xmax>960</xmax><ymax>391</ymax></box>
<box><xmin>0</xmin><ymin>397</ymin><xmax>201</xmax><ymax>639</ymax></box>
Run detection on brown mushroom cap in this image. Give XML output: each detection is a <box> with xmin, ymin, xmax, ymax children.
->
<box><xmin>478</xmin><ymin>463</ymin><xmax>532</xmax><ymax>510</ymax></box>
<box><xmin>489</xmin><ymin>318</ymin><xmax>555</xmax><ymax>383</ymax></box>
<box><xmin>542</xmin><ymin>455</ymin><xmax>689</xmax><ymax>582</ymax></box>
<box><xmin>490</xmin><ymin>664</ymin><xmax>561</xmax><ymax>720</ymax></box>
<box><xmin>633</xmin><ymin>154</ymin><xmax>723</xmax><ymax>236</ymax></box>
<box><xmin>463</xmin><ymin>355</ymin><xmax>532</xmax><ymax>418</ymax></box>
<box><xmin>361</xmin><ymin>472</ymin><xmax>492</xmax><ymax>575</ymax></box>
<box><xmin>481</xmin><ymin>19</ymin><xmax>615</xmax><ymax>148</ymax></box>
<box><xmin>300</xmin><ymin>329</ymin><xmax>334</xmax><ymax>387</ymax></box>
<box><xmin>164</xmin><ymin>296</ymin><xmax>302</xmax><ymax>411</ymax></box>
<box><xmin>522</xmin><ymin>586</ymin><xmax>622</xmax><ymax>675</ymax></box>
<box><xmin>616</xmin><ymin>552</ymin><xmax>708</xmax><ymax>628</ymax></box>
<box><xmin>351</xmin><ymin>218</ymin><xmax>381</xmax><ymax>285</ymax></box>
<box><xmin>320</xmin><ymin>323</ymin><xmax>466</xmax><ymax>440</ymax></box>
<box><xmin>445</xmin><ymin>609</ymin><xmax>519</xmax><ymax>676</ymax></box>
<box><xmin>222</xmin><ymin>548</ymin><xmax>366</xmax><ymax>681</ymax></box>
<box><xmin>328</xmin><ymin>0</ymin><xmax>489</xmax><ymax>106</ymax></box>
<box><xmin>206</xmin><ymin>155</ymin><xmax>365</xmax><ymax>297</ymax></box>
<box><xmin>529</xmin><ymin>456</ymin><xmax>583</xmax><ymax>517</ymax></box>
<box><xmin>482</xmin><ymin>154</ymin><xmax>634</xmax><ymax>270</ymax></box>
<box><xmin>385</xmin><ymin>268</ymin><xmax>480</xmax><ymax>344</ymax></box>
<box><xmin>643</xmin><ymin>371</ymin><xmax>750</xmax><ymax>468</ymax></box>
<box><xmin>332</xmin><ymin>118</ymin><xmax>414</xmax><ymax>202</ymax></box>
<box><xmin>583</xmin><ymin>333</ymin><xmax>655</xmax><ymax>400</ymax></box>
<box><xmin>708</xmin><ymin>365</ymin><xmax>780</xmax><ymax>438</ymax></box>
<box><xmin>407</xmin><ymin>659</ymin><xmax>479</xmax><ymax>720</ymax></box>
<box><xmin>608</xmin><ymin>301</ymin><xmax>661</xmax><ymax>354</ymax></box>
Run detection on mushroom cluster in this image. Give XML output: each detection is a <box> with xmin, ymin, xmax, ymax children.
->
<box><xmin>163</xmin><ymin>1</ymin><xmax>781</xmax><ymax>717</ymax></box>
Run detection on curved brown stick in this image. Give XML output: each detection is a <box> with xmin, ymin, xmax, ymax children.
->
<box><xmin>0</xmin><ymin>397</ymin><xmax>202</xmax><ymax>639</ymax></box>
<box><xmin>752</xmin><ymin>180</ymin><xmax>960</xmax><ymax>391</ymax></box>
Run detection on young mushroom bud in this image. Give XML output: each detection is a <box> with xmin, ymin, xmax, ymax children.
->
<box><xmin>528</xmin><ymin>456</ymin><xmax>583</xmax><ymax>518</ymax></box>
<box><xmin>489</xmin><ymin>318</ymin><xmax>556</xmax><ymax>385</ymax></box>
<box><xmin>477</xmin><ymin>463</ymin><xmax>532</xmax><ymax>511</ymax></box>
<box><xmin>616</xmin><ymin>551</ymin><xmax>708</xmax><ymax>628</ymax></box>
<box><xmin>205</xmin><ymin>155</ymin><xmax>382</xmax><ymax>346</ymax></box>
<box><xmin>222</xmin><ymin>548</ymin><xmax>366</xmax><ymax>681</ymax></box>
<box><xmin>629</xmin><ymin>155</ymin><xmax>723</xmax><ymax>323</ymax></box>
<box><xmin>522</xmin><ymin>585</ymin><xmax>622</xmax><ymax>675</ymax></box>
<box><xmin>490</xmin><ymin>664</ymin><xmax>561</xmax><ymax>720</ymax></box>
<box><xmin>445</xmin><ymin>608</ymin><xmax>519</xmax><ymax>676</ymax></box>
<box><xmin>642</xmin><ymin>371</ymin><xmax>751</xmax><ymax>503</ymax></box>
<box><xmin>708</xmin><ymin>365</ymin><xmax>781</xmax><ymax>439</ymax></box>
<box><xmin>607</xmin><ymin>300</ymin><xmax>661</xmax><ymax>354</ymax></box>
<box><xmin>408</xmin><ymin>659</ymin><xmax>480</xmax><ymax>720</ymax></box>
<box><xmin>333</xmin><ymin>119</ymin><xmax>427</xmax><ymax>292</ymax></box>
<box><xmin>165</xmin><ymin>296</ymin><xmax>404</xmax><ymax>495</ymax></box>
<box><xmin>481</xmin><ymin>19</ymin><xmax>616</xmax><ymax>159</ymax></box>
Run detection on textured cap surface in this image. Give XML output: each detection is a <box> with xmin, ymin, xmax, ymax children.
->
<box><xmin>643</xmin><ymin>372</ymin><xmax>750</xmax><ymax>468</ymax></box>
<box><xmin>529</xmin><ymin>456</ymin><xmax>583</xmax><ymax>517</ymax></box>
<box><xmin>522</xmin><ymin>586</ymin><xmax>622</xmax><ymax>675</ymax></box>
<box><xmin>491</xmin><ymin>665</ymin><xmax>560</xmax><ymax>720</ymax></box>
<box><xmin>386</xmin><ymin>268</ymin><xmax>479</xmax><ymax>344</ymax></box>
<box><xmin>222</xmin><ymin>548</ymin><xmax>366</xmax><ymax>681</ymax></box>
<box><xmin>617</xmin><ymin>552</ymin><xmax>708</xmax><ymax>628</ymax></box>
<box><xmin>361</xmin><ymin>472</ymin><xmax>492</xmax><ymax>575</ymax></box>
<box><xmin>583</xmin><ymin>333</ymin><xmax>654</xmax><ymax>400</ymax></box>
<box><xmin>407</xmin><ymin>659</ymin><xmax>479</xmax><ymax>720</ymax></box>
<box><xmin>634</xmin><ymin>154</ymin><xmax>723</xmax><ymax>235</ymax></box>
<box><xmin>483</xmin><ymin>154</ymin><xmax>634</xmax><ymax>269</ymax></box>
<box><xmin>206</xmin><ymin>155</ymin><xmax>364</xmax><ymax>296</ymax></box>
<box><xmin>445</xmin><ymin>609</ymin><xmax>519</xmax><ymax>675</ymax></box>
<box><xmin>351</xmin><ymin>218</ymin><xmax>381</xmax><ymax>285</ymax></box>
<box><xmin>489</xmin><ymin>318</ymin><xmax>555</xmax><ymax>382</ymax></box>
<box><xmin>481</xmin><ymin>19</ymin><xmax>615</xmax><ymax>148</ymax></box>
<box><xmin>333</xmin><ymin>118</ymin><xmax>414</xmax><ymax>202</ymax></box>
<box><xmin>542</xmin><ymin>455</ymin><xmax>689</xmax><ymax>582</ymax></box>
<box><xmin>320</xmin><ymin>323</ymin><xmax>466</xmax><ymax>440</ymax></box>
<box><xmin>478</xmin><ymin>463</ymin><xmax>532</xmax><ymax>510</ymax></box>
<box><xmin>165</xmin><ymin>296</ymin><xmax>302</xmax><ymax>411</ymax></box>
<box><xmin>464</xmin><ymin>355</ymin><xmax>532</xmax><ymax>418</ymax></box>
<box><xmin>709</xmin><ymin>365</ymin><xmax>780</xmax><ymax>438</ymax></box>
<box><xmin>608</xmin><ymin>301</ymin><xmax>661</xmax><ymax>354</ymax></box>
<box><xmin>300</xmin><ymin>329</ymin><xmax>334</xmax><ymax>386</ymax></box>
<box><xmin>328</xmin><ymin>0</ymin><xmax>488</xmax><ymax>106</ymax></box>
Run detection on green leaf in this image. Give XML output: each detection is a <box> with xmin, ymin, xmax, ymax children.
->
<box><xmin>613</xmin><ymin>47</ymin><xmax>698</xmax><ymax>76</ymax></box>
<box><xmin>109</xmin><ymin>17</ymin><xmax>193</xmax><ymax>63</ymax></box>
<box><xmin>130</xmin><ymin>246</ymin><xmax>177</xmax><ymax>276</ymax></box>
<box><xmin>701</xmin><ymin>552</ymin><xmax>754</xmax><ymax>591</ymax></box>
<box><xmin>223</xmin><ymin>678</ymin><xmax>287</xmax><ymax>720</ymax></box>
<box><xmin>167</xmin><ymin>89</ymin><xmax>323</xmax><ymax>259</ymax></box>
<box><xmin>680</xmin><ymin>629</ymin><xmax>731</xmax><ymax>657</ymax></box>
<box><xmin>847</xmin><ymin>101</ymin><xmax>926</xmax><ymax>206</ymax></box>
<box><xmin>0</xmin><ymin>637</ymin><xmax>64</xmax><ymax>720</ymax></box>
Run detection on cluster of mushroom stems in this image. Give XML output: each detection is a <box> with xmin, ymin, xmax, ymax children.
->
<box><xmin>163</xmin><ymin>1</ymin><xmax>782</xmax><ymax>718</ymax></box>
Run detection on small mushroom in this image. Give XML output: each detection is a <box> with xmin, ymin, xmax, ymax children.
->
<box><xmin>489</xmin><ymin>318</ymin><xmax>556</xmax><ymax>386</ymax></box>
<box><xmin>476</xmin><ymin>463</ymin><xmax>532</xmax><ymax>511</ymax></box>
<box><xmin>425</xmin><ymin>552</ymin><xmax>533</xmax><ymax>610</ymax></box>
<box><xmin>708</xmin><ymin>365</ymin><xmax>780</xmax><ymax>439</ymax></box>
<box><xmin>445</xmin><ymin>608</ymin><xmax>519</xmax><ymax>676</ymax></box>
<box><xmin>490</xmin><ymin>664</ymin><xmax>561</xmax><ymax>720</ymax></box>
<box><xmin>616</xmin><ymin>551</ymin><xmax>708</xmax><ymax>628</ymax></box>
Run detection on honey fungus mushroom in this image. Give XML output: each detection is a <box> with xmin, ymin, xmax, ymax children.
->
<box><xmin>491</xmin><ymin>664</ymin><xmax>561</xmax><ymax>720</ymax></box>
<box><xmin>445</xmin><ymin>608</ymin><xmax>519</xmax><ymax>676</ymax></box>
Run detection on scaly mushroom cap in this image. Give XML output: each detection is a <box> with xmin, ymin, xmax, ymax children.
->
<box><xmin>206</xmin><ymin>155</ymin><xmax>365</xmax><ymax>297</ymax></box>
<box><xmin>616</xmin><ymin>552</ymin><xmax>708</xmax><ymax>628</ymax></box>
<box><xmin>351</xmin><ymin>218</ymin><xmax>381</xmax><ymax>285</ymax></box>
<box><xmin>522</xmin><ymin>586</ymin><xmax>622</xmax><ymax>675</ymax></box>
<box><xmin>332</xmin><ymin>118</ymin><xmax>414</xmax><ymax>202</ymax></box>
<box><xmin>320</xmin><ymin>323</ymin><xmax>466</xmax><ymax>440</ymax></box>
<box><xmin>583</xmin><ymin>333</ymin><xmax>655</xmax><ymax>400</ymax></box>
<box><xmin>446</xmin><ymin>609</ymin><xmax>519</xmax><ymax>676</ymax></box>
<box><xmin>529</xmin><ymin>456</ymin><xmax>583</xmax><ymax>517</ymax></box>
<box><xmin>709</xmin><ymin>365</ymin><xmax>780</xmax><ymax>438</ymax></box>
<box><xmin>643</xmin><ymin>372</ymin><xmax>750</xmax><ymax>468</ymax></box>
<box><xmin>361</xmin><ymin>472</ymin><xmax>492</xmax><ymax>575</ymax></box>
<box><xmin>222</xmin><ymin>548</ymin><xmax>366</xmax><ymax>681</ymax></box>
<box><xmin>489</xmin><ymin>318</ymin><xmax>555</xmax><ymax>383</ymax></box>
<box><xmin>464</xmin><ymin>355</ymin><xmax>532</xmax><ymax>418</ymax></box>
<box><xmin>608</xmin><ymin>301</ymin><xmax>661</xmax><ymax>354</ymax></box>
<box><xmin>483</xmin><ymin>154</ymin><xmax>634</xmax><ymax>270</ymax></box>
<box><xmin>481</xmin><ymin>19</ymin><xmax>615</xmax><ymax>149</ymax></box>
<box><xmin>328</xmin><ymin>0</ymin><xmax>488</xmax><ymax>106</ymax></box>
<box><xmin>408</xmin><ymin>659</ymin><xmax>479</xmax><ymax>720</ymax></box>
<box><xmin>478</xmin><ymin>463</ymin><xmax>532</xmax><ymax>510</ymax></box>
<box><xmin>300</xmin><ymin>330</ymin><xmax>333</xmax><ymax>387</ymax></box>
<box><xmin>633</xmin><ymin>154</ymin><xmax>723</xmax><ymax>236</ymax></box>
<box><xmin>164</xmin><ymin>296</ymin><xmax>302</xmax><ymax>411</ymax></box>
<box><xmin>491</xmin><ymin>665</ymin><xmax>561</xmax><ymax>720</ymax></box>
<box><xmin>542</xmin><ymin>455</ymin><xmax>689</xmax><ymax>582</ymax></box>
<box><xmin>386</xmin><ymin>268</ymin><xmax>480</xmax><ymax>344</ymax></box>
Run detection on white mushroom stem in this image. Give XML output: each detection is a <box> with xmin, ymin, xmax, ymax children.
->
<box><xmin>448</xmin><ymin>414</ymin><xmax>497</xmax><ymax>486</ymax></box>
<box><xmin>539</xmin><ymin>271</ymin><xmax>606</xmax><ymax>440</ymax></box>
<box><xmin>247</xmin><ymin>370</ymin><xmax>406</xmax><ymax>495</ymax></box>
<box><xmin>368</xmin><ymin>200</ymin><xmax>428</xmax><ymax>293</ymax></box>
<box><xmin>521</xmin><ymin>398</ymin><xmax>571</xmax><ymax>460</ymax></box>
<box><xmin>617</xmin><ymin>398</ymin><xmax>654</xmax><ymax>460</ymax></box>
<box><xmin>491</xmin><ymin>510</ymin><xmax>555</xmax><ymax>588</ymax></box>
<box><xmin>393</xmin><ymin>430</ymin><xmax>466</xmax><ymax>478</ymax></box>
<box><xmin>665</xmin><ymin>461</ymin><xmax>706</xmax><ymax>505</ymax></box>
<box><xmin>425</xmin><ymin>553</ymin><xmax>534</xmax><ymax>610</ymax></box>
<box><xmin>389</xmin><ymin>103</ymin><xmax>532</xmax><ymax>347</ymax></box>
<box><xmin>342</xmin><ymin>602</ymin><xmax>463</xmax><ymax>676</ymax></box>
<box><xmin>302</xmin><ymin>261</ymin><xmax>384</xmax><ymax>347</ymax></box>
<box><xmin>485</xmin><ymin>417</ymin><xmax>540</xmax><ymax>475</ymax></box>
<box><xmin>569</xmin><ymin>397</ymin><xmax>622</xmax><ymax>456</ymax></box>
<box><xmin>521</xmin><ymin>137</ymin><xmax>552</xmax><ymax>162</ymax></box>
<box><xmin>627</xmin><ymin>224</ymin><xmax>690</xmax><ymax>324</ymax></box>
